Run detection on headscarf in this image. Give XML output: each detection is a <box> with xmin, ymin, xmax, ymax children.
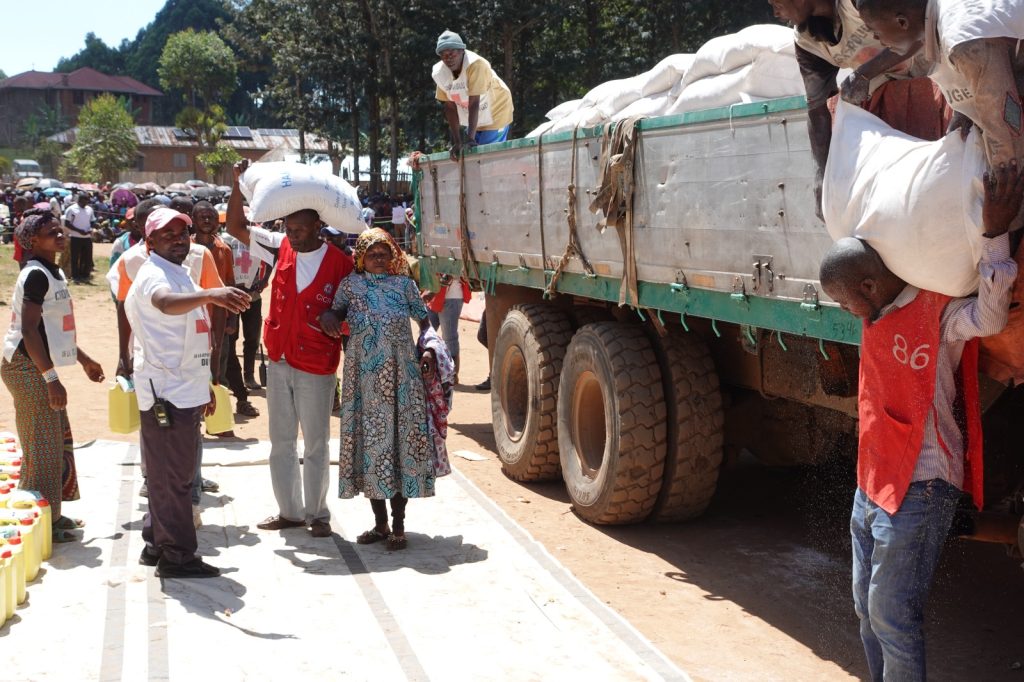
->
<box><xmin>15</xmin><ymin>210</ymin><xmax>56</xmax><ymax>251</ymax></box>
<box><xmin>353</xmin><ymin>228</ymin><xmax>409</xmax><ymax>275</ymax></box>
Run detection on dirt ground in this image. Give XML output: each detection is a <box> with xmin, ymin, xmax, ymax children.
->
<box><xmin>2</xmin><ymin>242</ymin><xmax>1023</xmax><ymax>681</ymax></box>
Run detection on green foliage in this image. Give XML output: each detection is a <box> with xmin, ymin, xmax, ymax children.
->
<box><xmin>158</xmin><ymin>29</ymin><xmax>238</xmax><ymax>107</ymax></box>
<box><xmin>198</xmin><ymin>142</ymin><xmax>242</xmax><ymax>182</ymax></box>
<box><xmin>67</xmin><ymin>94</ymin><xmax>138</xmax><ymax>183</ymax></box>
<box><xmin>34</xmin><ymin>139</ymin><xmax>65</xmax><ymax>177</ymax></box>
<box><xmin>56</xmin><ymin>32</ymin><xmax>127</xmax><ymax>74</ymax></box>
<box><xmin>0</xmin><ymin>156</ymin><xmax>11</xmax><ymax>177</ymax></box>
<box><xmin>0</xmin><ymin>69</ymin><xmax>7</xmax><ymax>81</ymax></box>
<box><xmin>20</xmin><ymin>105</ymin><xmax>67</xmax><ymax>148</ymax></box>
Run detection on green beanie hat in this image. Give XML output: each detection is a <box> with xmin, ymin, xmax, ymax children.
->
<box><xmin>436</xmin><ymin>30</ymin><xmax>466</xmax><ymax>55</ymax></box>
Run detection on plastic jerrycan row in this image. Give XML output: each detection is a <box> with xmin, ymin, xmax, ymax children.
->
<box><xmin>0</xmin><ymin>532</ymin><xmax>26</xmax><ymax>607</ymax></box>
<box><xmin>0</xmin><ymin>548</ymin><xmax>9</xmax><ymax>626</ymax></box>
<box><xmin>5</xmin><ymin>490</ymin><xmax>52</xmax><ymax>561</ymax></box>
<box><xmin>0</xmin><ymin>513</ymin><xmax>39</xmax><ymax>583</ymax></box>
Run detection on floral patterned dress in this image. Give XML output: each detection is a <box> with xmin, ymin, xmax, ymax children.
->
<box><xmin>334</xmin><ymin>272</ymin><xmax>435</xmax><ymax>499</ymax></box>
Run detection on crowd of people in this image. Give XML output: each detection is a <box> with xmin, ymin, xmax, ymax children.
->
<box><xmin>1</xmin><ymin>153</ymin><xmax>459</xmax><ymax>578</ymax></box>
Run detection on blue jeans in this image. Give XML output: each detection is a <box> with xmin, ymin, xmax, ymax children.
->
<box><xmin>851</xmin><ymin>479</ymin><xmax>961</xmax><ymax>682</ymax></box>
<box><xmin>427</xmin><ymin>297</ymin><xmax>464</xmax><ymax>360</ymax></box>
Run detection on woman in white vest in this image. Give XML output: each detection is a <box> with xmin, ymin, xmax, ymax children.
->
<box><xmin>1</xmin><ymin>210</ymin><xmax>105</xmax><ymax>543</ymax></box>
<box><xmin>433</xmin><ymin>30</ymin><xmax>514</xmax><ymax>161</ymax></box>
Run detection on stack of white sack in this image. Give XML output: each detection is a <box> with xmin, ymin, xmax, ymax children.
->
<box><xmin>823</xmin><ymin>101</ymin><xmax>988</xmax><ymax>298</ymax></box>
<box><xmin>239</xmin><ymin>161</ymin><xmax>364</xmax><ymax>233</ymax></box>
<box><xmin>528</xmin><ymin>24</ymin><xmax>804</xmax><ymax>137</ymax></box>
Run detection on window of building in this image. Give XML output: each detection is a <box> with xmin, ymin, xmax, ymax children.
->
<box><xmin>72</xmin><ymin>90</ymin><xmax>84</xmax><ymax>105</ymax></box>
<box><xmin>173</xmin><ymin>153</ymin><xmax>188</xmax><ymax>169</ymax></box>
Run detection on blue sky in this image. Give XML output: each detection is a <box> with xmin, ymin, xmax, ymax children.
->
<box><xmin>0</xmin><ymin>0</ymin><xmax>166</xmax><ymax>76</ymax></box>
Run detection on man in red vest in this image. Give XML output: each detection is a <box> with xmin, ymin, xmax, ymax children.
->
<box><xmin>819</xmin><ymin>163</ymin><xmax>1023</xmax><ymax>681</ymax></box>
<box><xmin>225</xmin><ymin>160</ymin><xmax>354</xmax><ymax>538</ymax></box>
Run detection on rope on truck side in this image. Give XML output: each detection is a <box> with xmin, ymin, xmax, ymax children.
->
<box><xmin>546</xmin><ymin>125</ymin><xmax>596</xmax><ymax>298</ymax></box>
<box><xmin>458</xmin><ymin>149</ymin><xmax>482</xmax><ymax>287</ymax></box>
<box><xmin>589</xmin><ymin>115</ymin><xmax>645</xmax><ymax>309</ymax></box>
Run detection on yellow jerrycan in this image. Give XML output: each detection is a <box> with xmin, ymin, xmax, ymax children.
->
<box><xmin>0</xmin><ymin>547</ymin><xmax>12</xmax><ymax>622</ymax></box>
<box><xmin>204</xmin><ymin>383</ymin><xmax>234</xmax><ymax>435</ymax></box>
<box><xmin>108</xmin><ymin>379</ymin><xmax>141</xmax><ymax>434</ymax></box>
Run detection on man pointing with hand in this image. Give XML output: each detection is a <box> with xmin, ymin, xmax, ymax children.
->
<box><xmin>127</xmin><ymin>207</ymin><xmax>250</xmax><ymax>579</ymax></box>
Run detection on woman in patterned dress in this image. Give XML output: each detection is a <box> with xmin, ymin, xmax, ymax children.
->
<box><xmin>1</xmin><ymin>211</ymin><xmax>105</xmax><ymax>542</ymax></box>
<box><xmin>319</xmin><ymin>229</ymin><xmax>437</xmax><ymax>551</ymax></box>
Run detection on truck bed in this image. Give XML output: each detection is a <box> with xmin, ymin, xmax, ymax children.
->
<box><xmin>416</xmin><ymin>96</ymin><xmax>859</xmax><ymax>345</ymax></box>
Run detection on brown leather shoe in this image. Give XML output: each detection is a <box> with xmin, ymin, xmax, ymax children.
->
<box><xmin>310</xmin><ymin>520</ymin><xmax>332</xmax><ymax>537</ymax></box>
<box><xmin>256</xmin><ymin>515</ymin><xmax>305</xmax><ymax>531</ymax></box>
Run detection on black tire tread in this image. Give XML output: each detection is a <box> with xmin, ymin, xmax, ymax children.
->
<box><xmin>494</xmin><ymin>304</ymin><xmax>573</xmax><ymax>481</ymax></box>
<box><xmin>649</xmin><ymin>330</ymin><xmax>725</xmax><ymax>522</ymax></box>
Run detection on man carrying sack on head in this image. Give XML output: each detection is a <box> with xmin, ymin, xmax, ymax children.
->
<box><xmin>433</xmin><ymin>30</ymin><xmax>514</xmax><ymax>161</ymax></box>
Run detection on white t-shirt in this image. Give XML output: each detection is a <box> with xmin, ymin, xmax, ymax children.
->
<box><xmin>249</xmin><ymin>226</ymin><xmax>326</xmax><ymax>293</ymax></box>
<box><xmin>925</xmin><ymin>0</ymin><xmax>1024</xmax><ymax>122</ymax></box>
<box><xmin>391</xmin><ymin>206</ymin><xmax>406</xmax><ymax>225</ymax></box>
<box><xmin>445</xmin><ymin>279</ymin><xmax>466</xmax><ymax>299</ymax></box>
<box><xmin>125</xmin><ymin>253</ymin><xmax>212</xmax><ymax>412</ymax></box>
<box><xmin>63</xmin><ymin>204</ymin><xmax>94</xmax><ymax>238</ymax></box>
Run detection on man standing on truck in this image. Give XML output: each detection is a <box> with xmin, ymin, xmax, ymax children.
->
<box><xmin>433</xmin><ymin>30</ymin><xmax>514</xmax><ymax>161</ymax></box>
<box><xmin>818</xmin><ymin>164</ymin><xmax>1024</xmax><ymax>681</ymax></box>
<box><xmin>769</xmin><ymin>0</ymin><xmax>950</xmax><ymax>217</ymax></box>
<box><xmin>855</xmin><ymin>0</ymin><xmax>1023</xmax><ymax>168</ymax></box>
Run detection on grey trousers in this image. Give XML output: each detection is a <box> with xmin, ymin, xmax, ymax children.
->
<box><xmin>267</xmin><ymin>360</ymin><xmax>335</xmax><ymax>523</ymax></box>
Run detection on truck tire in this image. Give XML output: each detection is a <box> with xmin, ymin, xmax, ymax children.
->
<box><xmin>648</xmin><ymin>330</ymin><xmax>724</xmax><ymax>521</ymax></box>
<box><xmin>568</xmin><ymin>305</ymin><xmax>613</xmax><ymax>330</ymax></box>
<box><xmin>558</xmin><ymin>323</ymin><xmax>668</xmax><ymax>524</ymax></box>
<box><xmin>491</xmin><ymin>304</ymin><xmax>573</xmax><ymax>481</ymax></box>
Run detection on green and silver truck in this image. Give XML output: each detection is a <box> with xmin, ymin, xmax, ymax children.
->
<box><xmin>413</xmin><ymin>96</ymin><xmax>1023</xmax><ymax>547</ymax></box>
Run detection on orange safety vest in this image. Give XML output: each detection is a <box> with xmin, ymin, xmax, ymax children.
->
<box><xmin>858</xmin><ymin>290</ymin><xmax>983</xmax><ymax>514</ymax></box>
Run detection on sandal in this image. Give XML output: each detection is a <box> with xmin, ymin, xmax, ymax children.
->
<box><xmin>54</xmin><ymin>516</ymin><xmax>86</xmax><ymax>530</ymax></box>
<box><xmin>386</xmin><ymin>533</ymin><xmax>407</xmax><ymax>551</ymax></box>
<box><xmin>52</xmin><ymin>529</ymin><xmax>79</xmax><ymax>543</ymax></box>
<box><xmin>356</xmin><ymin>527</ymin><xmax>390</xmax><ymax>545</ymax></box>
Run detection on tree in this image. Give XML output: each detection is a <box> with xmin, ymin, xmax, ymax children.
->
<box><xmin>158</xmin><ymin>29</ymin><xmax>238</xmax><ymax>108</ymax></box>
<box><xmin>67</xmin><ymin>94</ymin><xmax>138</xmax><ymax>183</ymax></box>
<box><xmin>56</xmin><ymin>32</ymin><xmax>126</xmax><ymax>74</ymax></box>
<box><xmin>197</xmin><ymin>142</ymin><xmax>242</xmax><ymax>185</ymax></box>
<box><xmin>0</xmin><ymin>69</ymin><xmax>7</xmax><ymax>81</ymax></box>
<box><xmin>35</xmin><ymin>139</ymin><xmax>65</xmax><ymax>177</ymax></box>
<box><xmin>159</xmin><ymin>30</ymin><xmax>238</xmax><ymax>177</ymax></box>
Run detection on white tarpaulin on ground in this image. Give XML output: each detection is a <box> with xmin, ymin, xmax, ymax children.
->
<box><xmin>529</xmin><ymin>25</ymin><xmax>803</xmax><ymax>136</ymax></box>
<box><xmin>823</xmin><ymin>100</ymin><xmax>988</xmax><ymax>297</ymax></box>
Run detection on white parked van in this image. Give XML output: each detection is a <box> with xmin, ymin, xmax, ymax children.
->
<box><xmin>13</xmin><ymin>159</ymin><xmax>42</xmax><ymax>179</ymax></box>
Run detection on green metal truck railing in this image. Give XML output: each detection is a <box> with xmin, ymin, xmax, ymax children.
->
<box><xmin>412</xmin><ymin>95</ymin><xmax>862</xmax><ymax>347</ymax></box>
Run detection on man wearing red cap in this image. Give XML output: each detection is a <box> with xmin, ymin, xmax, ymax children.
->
<box><xmin>126</xmin><ymin>207</ymin><xmax>250</xmax><ymax>579</ymax></box>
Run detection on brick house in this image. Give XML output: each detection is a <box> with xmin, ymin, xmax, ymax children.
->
<box><xmin>0</xmin><ymin>67</ymin><xmax>162</xmax><ymax>146</ymax></box>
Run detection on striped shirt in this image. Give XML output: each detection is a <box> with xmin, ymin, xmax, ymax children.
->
<box><xmin>875</xmin><ymin>234</ymin><xmax>1016</xmax><ymax>488</ymax></box>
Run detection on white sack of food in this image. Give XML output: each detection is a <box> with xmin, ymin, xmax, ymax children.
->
<box><xmin>666</xmin><ymin>65</ymin><xmax>754</xmax><ymax>115</ymax></box>
<box><xmin>823</xmin><ymin>101</ymin><xmax>987</xmax><ymax>297</ymax></box>
<box><xmin>546</xmin><ymin>99</ymin><xmax>584</xmax><ymax>122</ymax></box>
<box><xmin>240</xmin><ymin>161</ymin><xmax>363</xmax><ymax>233</ymax></box>
<box><xmin>547</xmin><ymin>105</ymin><xmax>606</xmax><ymax>134</ymax></box>
<box><xmin>640</xmin><ymin>54</ymin><xmax>696</xmax><ymax>96</ymax></box>
<box><xmin>685</xmin><ymin>24</ymin><xmax>794</xmax><ymax>85</ymax></box>
<box><xmin>612</xmin><ymin>92</ymin><xmax>674</xmax><ymax>121</ymax></box>
<box><xmin>742</xmin><ymin>50</ymin><xmax>804</xmax><ymax>99</ymax></box>
<box><xmin>527</xmin><ymin>120</ymin><xmax>556</xmax><ymax>138</ymax></box>
<box><xmin>581</xmin><ymin>75</ymin><xmax>647</xmax><ymax>117</ymax></box>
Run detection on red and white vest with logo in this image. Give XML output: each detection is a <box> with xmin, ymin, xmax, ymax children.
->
<box><xmin>858</xmin><ymin>290</ymin><xmax>983</xmax><ymax>514</ymax></box>
<box><xmin>263</xmin><ymin>240</ymin><xmax>353</xmax><ymax>376</ymax></box>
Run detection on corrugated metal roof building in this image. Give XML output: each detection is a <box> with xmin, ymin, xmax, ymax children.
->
<box><xmin>50</xmin><ymin>126</ymin><xmax>334</xmax><ymax>184</ymax></box>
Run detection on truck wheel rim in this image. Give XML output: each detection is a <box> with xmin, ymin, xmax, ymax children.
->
<box><xmin>572</xmin><ymin>370</ymin><xmax>606</xmax><ymax>479</ymax></box>
<box><xmin>500</xmin><ymin>346</ymin><xmax>529</xmax><ymax>442</ymax></box>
